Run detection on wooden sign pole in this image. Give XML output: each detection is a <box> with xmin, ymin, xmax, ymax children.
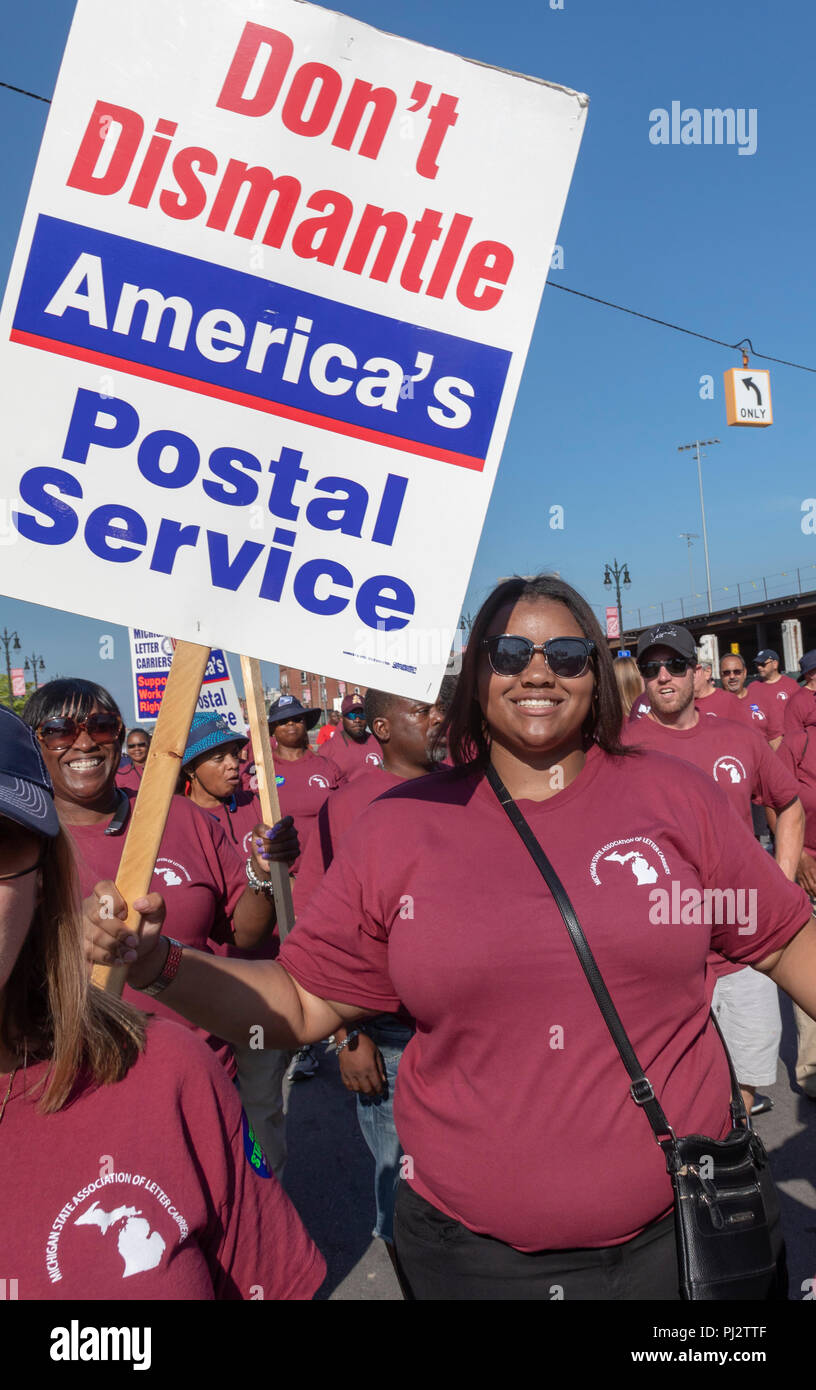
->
<box><xmin>240</xmin><ymin>655</ymin><xmax>296</xmax><ymax>939</ymax></box>
<box><xmin>91</xmin><ymin>639</ymin><xmax>211</xmax><ymax>995</ymax></box>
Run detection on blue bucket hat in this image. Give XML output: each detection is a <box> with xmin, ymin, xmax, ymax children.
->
<box><xmin>0</xmin><ymin>704</ymin><xmax>59</xmax><ymax>837</ymax></box>
<box><xmin>267</xmin><ymin>695</ymin><xmax>321</xmax><ymax>732</ymax></box>
<box><xmin>181</xmin><ymin>713</ymin><xmax>247</xmax><ymax>769</ymax></box>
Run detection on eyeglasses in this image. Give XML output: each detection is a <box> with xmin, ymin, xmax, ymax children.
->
<box><xmin>720</xmin><ymin>668</ymin><xmax>743</xmax><ymax>678</ymax></box>
<box><xmin>0</xmin><ymin>823</ymin><xmax>45</xmax><ymax>881</ymax></box>
<box><xmin>638</xmin><ymin>657</ymin><xmax>692</xmax><ymax>679</ymax></box>
<box><xmin>482</xmin><ymin>635</ymin><xmax>595</xmax><ymax>679</ymax></box>
<box><xmin>127</xmin><ymin>741</ymin><xmax>148</xmax><ymax>750</ymax></box>
<box><xmin>36</xmin><ymin>713</ymin><xmax>122</xmax><ymax>751</ymax></box>
<box><xmin>344</xmin><ymin>711</ymin><xmax>367</xmax><ymax>721</ymax></box>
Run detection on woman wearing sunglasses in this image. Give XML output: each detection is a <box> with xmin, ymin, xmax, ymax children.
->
<box><xmin>0</xmin><ymin>705</ymin><xmax>324</xmax><ymax>1300</ymax></box>
<box><xmin>23</xmin><ymin>679</ymin><xmax>298</xmax><ymax>1074</ymax></box>
<box><xmin>85</xmin><ymin>576</ymin><xmax>816</xmax><ymax>1300</ymax></box>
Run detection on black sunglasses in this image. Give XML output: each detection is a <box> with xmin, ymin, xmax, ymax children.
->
<box><xmin>482</xmin><ymin>635</ymin><xmax>595</xmax><ymax>679</ymax></box>
<box><xmin>638</xmin><ymin>657</ymin><xmax>692</xmax><ymax>679</ymax></box>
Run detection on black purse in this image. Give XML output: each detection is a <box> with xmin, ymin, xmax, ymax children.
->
<box><xmin>486</xmin><ymin>763</ymin><xmax>786</xmax><ymax>1301</ymax></box>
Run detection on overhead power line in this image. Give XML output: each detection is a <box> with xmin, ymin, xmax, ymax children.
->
<box><xmin>0</xmin><ymin>80</ymin><xmax>50</xmax><ymax>103</ymax></box>
<box><xmin>3</xmin><ymin>77</ymin><xmax>816</xmax><ymax>375</ymax></box>
<box><xmin>548</xmin><ymin>283</ymin><xmax>816</xmax><ymax>375</ymax></box>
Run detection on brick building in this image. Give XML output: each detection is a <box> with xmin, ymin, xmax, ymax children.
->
<box><xmin>278</xmin><ymin>666</ymin><xmax>367</xmax><ymax>714</ymax></box>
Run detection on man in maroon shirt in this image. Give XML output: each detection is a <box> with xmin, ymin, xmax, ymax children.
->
<box><xmin>626</xmin><ymin>623</ymin><xmax>803</xmax><ymax>1116</ymax></box>
<box><xmin>784</xmin><ymin>650</ymin><xmax>816</xmax><ymax>737</ymax></box>
<box><xmin>719</xmin><ymin>654</ymin><xmax>771</xmax><ymax>736</ymax></box>
<box><xmin>317</xmin><ymin>693</ymin><xmax>383</xmax><ymax>783</ymax></box>
<box><xmin>749</xmin><ymin>649</ymin><xmax>800</xmax><ymax>747</ymax></box>
<box><xmin>693</xmin><ymin>660</ymin><xmax>738</xmax><ymax>717</ymax></box>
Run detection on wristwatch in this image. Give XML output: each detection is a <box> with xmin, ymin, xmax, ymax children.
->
<box><xmin>135</xmin><ymin>937</ymin><xmax>184</xmax><ymax>997</ymax></box>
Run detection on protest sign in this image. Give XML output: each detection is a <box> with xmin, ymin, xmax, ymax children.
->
<box><xmin>130</xmin><ymin>627</ymin><xmax>244</xmax><ymax>728</ymax></box>
<box><xmin>0</xmin><ymin>0</ymin><xmax>587</xmax><ymax>700</ymax></box>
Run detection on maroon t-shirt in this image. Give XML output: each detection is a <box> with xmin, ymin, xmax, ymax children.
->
<box><xmin>621</xmin><ymin>713</ymin><xmax>798</xmax><ymax>831</ymax></box>
<box><xmin>778</xmin><ymin>699</ymin><xmax>816</xmax><ymax>855</ymax></box>
<box><xmin>784</xmin><ymin>686</ymin><xmax>815</xmax><ymax>737</ymax></box>
<box><xmin>115</xmin><ymin>759</ymin><xmax>144</xmax><ymax>792</ymax></box>
<box><xmin>272</xmin><ymin>750</ymin><xmax>341</xmax><ymax>863</ymax></box>
<box><xmin>278</xmin><ymin>749</ymin><xmax>810</xmax><ymax>1251</ymax></box>
<box><xmin>67</xmin><ymin>791</ymin><xmax>246</xmax><ymax>1069</ymax></box>
<box><xmin>317</xmin><ymin>728</ymin><xmax>383</xmax><ymax>783</ymax></box>
<box><xmin>1</xmin><ymin>1021</ymin><xmax>325</xmax><ymax>1300</ymax></box>
<box><xmin>727</xmin><ymin>691</ymin><xmax>771</xmax><ymax>737</ymax></box>
<box><xmin>695</xmin><ymin>688</ymin><xmax>739</xmax><ymax>718</ymax></box>
<box><xmin>747</xmin><ymin>675</ymin><xmax>799</xmax><ymax>739</ymax></box>
<box><xmin>294</xmin><ymin>767</ymin><xmax>404</xmax><ymax>912</ymax></box>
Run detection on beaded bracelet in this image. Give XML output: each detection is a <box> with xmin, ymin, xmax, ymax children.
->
<box><xmin>245</xmin><ymin>857</ymin><xmax>275</xmax><ymax>896</ymax></box>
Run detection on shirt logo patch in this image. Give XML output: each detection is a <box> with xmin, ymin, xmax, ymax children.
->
<box><xmin>45</xmin><ymin>1171</ymin><xmax>189</xmax><ymax>1286</ymax></box>
<box><xmin>242</xmin><ymin>1111</ymin><xmax>272</xmax><ymax>1179</ymax></box>
<box><xmin>590</xmin><ymin>837</ymin><xmax>670</xmax><ymax>886</ymax></box>
<box><xmin>365</xmin><ymin>753</ymin><xmax>383</xmax><ymax>766</ymax></box>
<box><xmin>308</xmin><ymin>773</ymin><xmax>330</xmax><ymax>788</ymax></box>
<box><xmin>713</xmin><ymin>755</ymin><xmax>747</xmax><ymax>785</ymax></box>
<box><xmin>75</xmin><ymin>1201</ymin><xmax>165</xmax><ymax>1279</ymax></box>
<box><xmin>153</xmin><ymin>856</ymin><xmax>191</xmax><ymax>886</ymax></box>
<box><xmin>275</xmin><ymin>775</ymin><xmax>285</xmax><ymax>786</ymax></box>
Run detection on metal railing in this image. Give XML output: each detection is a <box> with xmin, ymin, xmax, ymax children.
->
<box><xmin>592</xmin><ymin>562</ymin><xmax>816</xmax><ymax>633</ymax></box>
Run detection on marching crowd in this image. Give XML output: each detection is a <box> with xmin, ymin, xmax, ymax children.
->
<box><xmin>3</xmin><ymin>573</ymin><xmax>816</xmax><ymax>1300</ymax></box>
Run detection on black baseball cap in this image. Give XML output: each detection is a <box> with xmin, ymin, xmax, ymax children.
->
<box><xmin>636</xmin><ymin>624</ymin><xmax>698</xmax><ymax>665</ymax></box>
<box><xmin>755</xmin><ymin>650</ymin><xmax>779</xmax><ymax>666</ymax></box>
<box><xmin>0</xmin><ymin>705</ymin><xmax>59</xmax><ymax>838</ymax></box>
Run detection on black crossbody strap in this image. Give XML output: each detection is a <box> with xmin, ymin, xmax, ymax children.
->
<box><xmin>486</xmin><ymin>763</ymin><xmax>746</xmax><ymax>1143</ymax></box>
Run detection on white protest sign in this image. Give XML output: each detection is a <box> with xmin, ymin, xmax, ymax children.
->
<box><xmin>129</xmin><ymin>627</ymin><xmax>244</xmax><ymax>728</ymax></box>
<box><xmin>0</xmin><ymin>0</ymin><xmax>587</xmax><ymax>698</ymax></box>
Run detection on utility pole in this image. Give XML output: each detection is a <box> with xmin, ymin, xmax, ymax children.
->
<box><xmin>678</xmin><ymin>440</ymin><xmax>720</xmax><ymax>615</ymax></box>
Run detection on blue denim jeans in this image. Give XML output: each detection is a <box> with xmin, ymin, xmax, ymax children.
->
<box><xmin>355</xmin><ymin>1016</ymin><xmax>415</xmax><ymax>1243</ymax></box>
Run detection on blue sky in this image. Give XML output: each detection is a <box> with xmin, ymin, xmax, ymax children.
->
<box><xmin>1</xmin><ymin>0</ymin><xmax>814</xmax><ymax>718</ymax></box>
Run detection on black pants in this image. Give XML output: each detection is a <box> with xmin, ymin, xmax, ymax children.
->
<box><xmin>393</xmin><ymin>1182</ymin><xmax>680</xmax><ymax>1301</ymax></box>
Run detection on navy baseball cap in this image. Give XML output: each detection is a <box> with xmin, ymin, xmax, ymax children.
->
<box><xmin>798</xmin><ymin>651</ymin><xmax>816</xmax><ymax>681</ymax></box>
<box><xmin>0</xmin><ymin>704</ymin><xmax>59</xmax><ymax>837</ymax></box>
<box><xmin>755</xmin><ymin>650</ymin><xmax>779</xmax><ymax>665</ymax></box>
<box><xmin>267</xmin><ymin>695</ymin><xmax>321</xmax><ymax>731</ymax></box>
<box><xmin>181</xmin><ymin>713</ymin><xmax>247</xmax><ymax>769</ymax></box>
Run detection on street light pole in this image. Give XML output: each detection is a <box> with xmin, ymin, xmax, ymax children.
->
<box><xmin>24</xmin><ymin>653</ymin><xmax>46</xmax><ymax>692</ymax></box>
<box><xmin>678</xmin><ymin>440</ymin><xmax>719</xmax><ymax>616</ymax></box>
<box><xmin>0</xmin><ymin>627</ymin><xmax>21</xmax><ymax>703</ymax></box>
<box><xmin>603</xmin><ymin>559</ymin><xmax>631</xmax><ymax>641</ymax></box>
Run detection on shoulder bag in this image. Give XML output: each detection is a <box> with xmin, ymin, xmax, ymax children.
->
<box><xmin>486</xmin><ymin>762</ymin><xmax>786</xmax><ymax>1301</ymax></box>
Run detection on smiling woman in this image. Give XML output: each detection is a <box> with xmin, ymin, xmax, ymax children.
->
<box><xmin>21</xmin><ymin>679</ymin><xmax>298</xmax><ymax>1072</ymax></box>
<box><xmin>84</xmin><ymin>574</ymin><xmax>816</xmax><ymax>1301</ymax></box>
